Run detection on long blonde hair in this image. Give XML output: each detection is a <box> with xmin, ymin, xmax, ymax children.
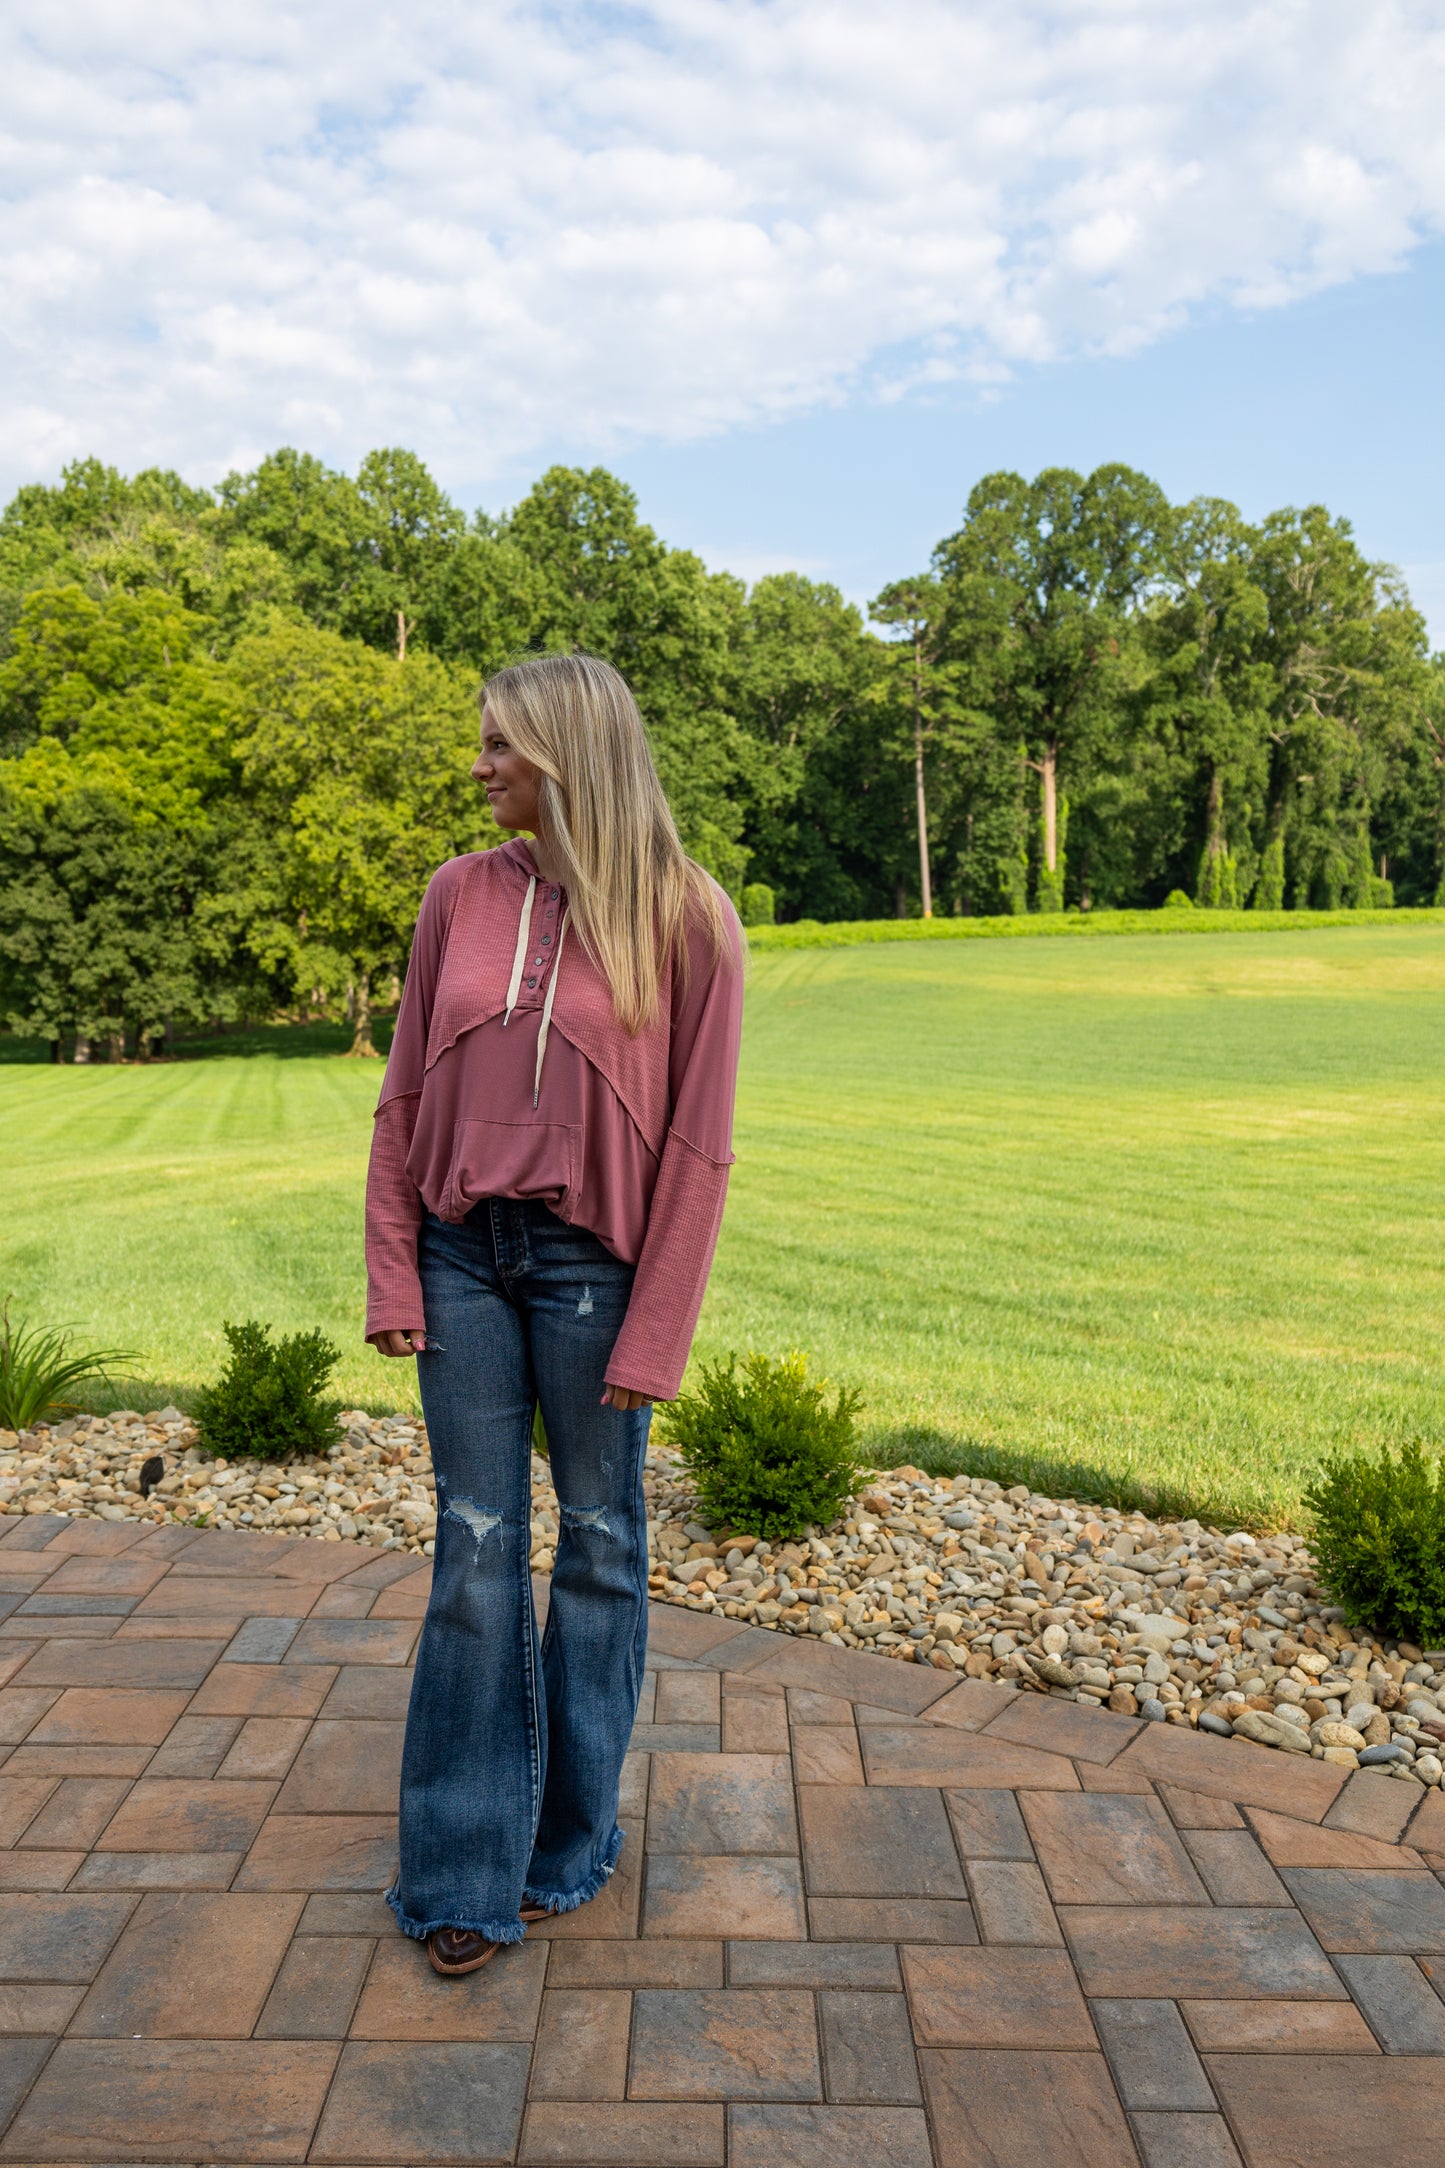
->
<box><xmin>482</xmin><ymin>652</ymin><xmax>729</xmax><ymax>1033</ymax></box>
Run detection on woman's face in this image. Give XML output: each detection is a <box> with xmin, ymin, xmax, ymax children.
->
<box><xmin>474</xmin><ymin>701</ymin><xmax>543</xmax><ymax>833</ymax></box>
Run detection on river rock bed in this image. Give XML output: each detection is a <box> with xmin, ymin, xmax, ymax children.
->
<box><xmin>5</xmin><ymin>1408</ymin><xmax>1443</xmax><ymax>1786</ymax></box>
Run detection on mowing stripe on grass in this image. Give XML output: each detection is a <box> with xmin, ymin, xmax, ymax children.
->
<box><xmin>1</xmin><ymin>924</ymin><xmax>1441</xmax><ymax>1527</ymax></box>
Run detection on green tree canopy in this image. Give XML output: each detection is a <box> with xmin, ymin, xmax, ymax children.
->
<box><xmin>933</xmin><ymin>465</ymin><xmax>1171</xmax><ymax>909</ymax></box>
<box><xmin>507</xmin><ymin>466</ymin><xmax>749</xmax><ymax>888</ymax></box>
<box><xmin>1</xmin><ymin>445</ymin><xmax>1441</xmax><ymax>1061</ymax></box>
<box><xmin>231</xmin><ymin>617</ymin><xmax>496</xmax><ymax>1052</ymax></box>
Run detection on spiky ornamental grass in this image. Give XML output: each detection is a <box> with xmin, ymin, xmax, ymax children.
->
<box><xmin>0</xmin><ymin>1298</ymin><xmax>137</xmax><ymax>1432</ymax></box>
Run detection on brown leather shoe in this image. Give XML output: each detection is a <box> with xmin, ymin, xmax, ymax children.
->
<box><xmin>427</xmin><ymin>1928</ymin><xmax>501</xmax><ymax>1976</ymax></box>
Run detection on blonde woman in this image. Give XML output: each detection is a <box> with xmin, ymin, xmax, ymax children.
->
<box><xmin>365</xmin><ymin>652</ymin><xmax>744</xmax><ymax>1976</ymax></box>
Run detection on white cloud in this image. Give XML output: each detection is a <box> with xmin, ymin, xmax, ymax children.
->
<box><xmin>1</xmin><ymin>1</ymin><xmax>1443</xmax><ymax>495</ymax></box>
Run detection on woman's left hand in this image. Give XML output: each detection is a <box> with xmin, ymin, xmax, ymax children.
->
<box><xmin>601</xmin><ymin>1384</ymin><xmax>652</xmax><ymax>1411</ymax></box>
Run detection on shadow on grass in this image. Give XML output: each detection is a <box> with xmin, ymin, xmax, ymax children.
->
<box><xmin>863</xmin><ymin>1424</ymin><xmax>1278</xmax><ymax>1531</ymax></box>
<box><xmin>0</xmin><ymin>1016</ymin><xmax>396</xmax><ymax>1066</ymax></box>
<box><xmin>168</xmin><ymin>1016</ymin><xmax>396</xmax><ymax>1061</ymax></box>
<box><xmin>70</xmin><ymin>1379</ymin><xmax>201</xmax><ymax>1419</ymax></box>
<box><xmin>45</xmin><ymin>1375</ymin><xmax>418</xmax><ymax>1427</ymax></box>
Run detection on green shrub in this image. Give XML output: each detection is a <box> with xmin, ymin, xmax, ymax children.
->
<box><xmin>1196</xmin><ymin>848</ymin><xmax>1239</xmax><ymax>909</ymax></box>
<box><xmin>739</xmin><ymin>882</ymin><xmax>776</xmax><ymax>927</ymax></box>
<box><xmin>1252</xmin><ymin>835</ymin><xmax>1285</xmax><ymax>910</ymax></box>
<box><xmin>194</xmin><ymin>1320</ymin><xmax>343</xmax><ymax>1463</ymax></box>
<box><xmin>0</xmin><ymin>1298</ymin><xmax>137</xmax><ymax>1431</ymax></box>
<box><xmin>659</xmin><ymin>1350</ymin><xmax>863</xmax><ymax>1540</ymax></box>
<box><xmin>1163</xmin><ymin>889</ymin><xmax>1194</xmax><ymax>909</ymax></box>
<box><xmin>1304</xmin><ymin>1441</ymin><xmax>1445</xmax><ymax>1646</ymax></box>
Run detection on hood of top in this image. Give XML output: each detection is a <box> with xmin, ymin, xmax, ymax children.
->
<box><xmin>495</xmin><ymin>835</ymin><xmax>566</xmax><ymax>891</ymax></box>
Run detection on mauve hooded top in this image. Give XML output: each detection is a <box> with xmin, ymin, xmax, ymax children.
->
<box><xmin>363</xmin><ymin>838</ymin><xmax>745</xmax><ymax>1401</ymax></box>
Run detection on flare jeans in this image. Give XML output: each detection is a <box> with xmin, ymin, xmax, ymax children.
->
<box><xmin>387</xmin><ymin>1198</ymin><xmax>651</xmax><ymax>1945</ymax></box>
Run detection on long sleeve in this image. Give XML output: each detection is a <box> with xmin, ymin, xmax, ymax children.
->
<box><xmin>363</xmin><ymin>866</ymin><xmax>455</xmax><ymax>1340</ymax></box>
<box><xmin>604</xmin><ymin>904</ymin><xmax>745</xmax><ymax>1400</ymax></box>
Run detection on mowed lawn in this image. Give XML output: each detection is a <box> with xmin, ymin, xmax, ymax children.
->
<box><xmin>2</xmin><ymin>925</ymin><xmax>1443</xmax><ymax>1526</ymax></box>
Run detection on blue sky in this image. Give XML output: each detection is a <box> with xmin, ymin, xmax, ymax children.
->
<box><xmin>543</xmin><ymin>240</ymin><xmax>1445</xmax><ymax>639</ymax></box>
<box><xmin>3</xmin><ymin>2</ymin><xmax>1444</xmax><ymax>639</ymax></box>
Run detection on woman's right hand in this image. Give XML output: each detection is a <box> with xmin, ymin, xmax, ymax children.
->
<box><xmin>370</xmin><ymin>1330</ymin><xmax>427</xmax><ymax>1358</ymax></box>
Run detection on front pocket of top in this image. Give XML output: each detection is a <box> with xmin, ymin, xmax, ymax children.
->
<box><xmin>448</xmin><ymin>1118</ymin><xmax>580</xmax><ymax>1217</ymax></box>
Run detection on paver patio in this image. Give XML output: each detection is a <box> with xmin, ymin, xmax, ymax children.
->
<box><xmin>1</xmin><ymin>1514</ymin><xmax>1442</xmax><ymax>2166</ymax></box>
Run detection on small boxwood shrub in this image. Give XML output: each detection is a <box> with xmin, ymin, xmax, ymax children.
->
<box><xmin>1304</xmin><ymin>1441</ymin><xmax>1445</xmax><ymax>1647</ymax></box>
<box><xmin>194</xmin><ymin>1320</ymin><xmax>343</xmax><ymax>1464</ymax></box>
<box><xmin>659</xmin><ymin>1351</ymin><xmax>862</xmax><ymax>1540</ymax></box>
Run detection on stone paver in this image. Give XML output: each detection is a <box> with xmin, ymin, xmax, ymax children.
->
<box><xmin>350</xmin><ymin>1937</ymin><xmax>546</xmax><ymax>2041</ymax></box>
<box><xmin>1064</xmin><ymin>1905</ymin><xmax>1348</xmax><ymax>2000</ymax></box>
<box><xmin>520</xmin><ymin>2101</ymin><xmax>724</xmax><ymax>2164</ymax></box>
<box><xmin>1206</xmin><ymin>2051</ymin><xmax>1445</xmax><ymax>2161</ymax></box>
<box><xmin>0</xmin><ymin>1521</ymin><xmax>1434</xmax><ymax>2164</ymax></box>
<box><xmin>529</xmin><ymin>1986</ymin><xmax>631</xmax><ymax>2099</ymax></box>
<box><xmin>256</xmin><ymin>1935</ymin><xmax>374</xmax><ymax>2038</ymax></box>
<box><xmin>920</xmin><ymin>2047</ymin><xmax>1137</xmax><ymax>2166</ymax></box>
<box><xmin>1090</xmin><ymin>1997</ymin><xmax>1215</xmax><ymax>2110</ymax></box>
<box><xmin>905</xmin><ymin>1944</ymin><xmax>1096</xmax><ymax>2048</ymax></box>
<box><xmin>643</xmin><ymin>1855</ymin><xmax>807</xmax><ymax>1939</ymax></box>
<box><xmin>646</xmin><ymin>1753</ymin><xmax>796</xmax><ymax>1855</ymax></box>
<box><xmin>1020</xmin><ymin>1790</ymin><xmax>1209</xmax><ymax>1907</ymax></box>
<box><xmin>799</xmin><ymin>1783</ymin><xmax>966</xmax><ymax>1898</ymax></box>
<box><xmin>629</xmin><ymin>1987</ymin><xmax>822</xmax><ymax>2099</ymax></box>
<box><xmin>70</xmin><ymin>1891</ymin><xmax>302</xmax><ymax>2037</ymax></box>
<box><xmin>2</xmin><ymin>2037</ymin><xmax>339</xmax><ymax>2160</ymax></box>
<box><xmin>727</xmin><ymin>2103</ymin><xmax>930</xmax><ymax>2168</ymax></box>
<box><xmin>311</xmin><ymin>2041</ymin><xmax>530</xmax><ymax>2162</ymax></box>
<box><xmin>966</xmin><ymin>1859</ymin><xmax>1063</xmax><ymax>1944</ymax></box>
<box><xmin>1181</xmin><ymin>1829</ymin><xmax>1292</xmax><ymax>1907</ymax></box>
<box><xmin>1131</xmin><ymin>2108</ymin><xmax>1244</xmax><ymax>2167</ymax></box>
<box><xmin>1280</xmin><ymin>1866</ymin><xmax>1445</xmax><ymax>1953</ymax></box>
<box><xmin>1180</xmin><ymin>1997</ymin><xmax>1380</xmax><ymax>2054</ymax></box>
<box><xmin>818</xmin><ymin>1988</ymin><xmax>922</xmax><ymax>2103</ymax></box>
<box><xmin>943</xmin><ymin>1785</ymin><xmax>1034</xmax><ymax>1859</ymax></box>
<box><xmin>1331</xmin><ymin>1955</ymin><xmax>1445</xmax><ymax>2052</ymax></box>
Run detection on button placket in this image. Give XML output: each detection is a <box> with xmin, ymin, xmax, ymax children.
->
<box><xmin>521</xmin><ymin>895</ymin><xmax>563</xmax><ymax>1004</ymax></box>
<box><xmin>517</xmin><ymin>887</ymin><xmax>565</xmax><ymax>1005</ymax></box>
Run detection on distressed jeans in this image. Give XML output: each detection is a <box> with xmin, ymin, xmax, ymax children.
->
<box><xmin>387</xmin><ymin>1198</ymin><xmax>651</xmax><ymax>1945</ymax></box>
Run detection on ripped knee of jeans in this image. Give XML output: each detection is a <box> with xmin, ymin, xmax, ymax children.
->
<box><xmin>443</xmin><ymin>1496</ymin><xmax>504</xmax><ymax>1557</ymax></box>
<box><xmin>560</xmin><ymin>1503</ymin><xmax>615</xmax><ymax>1541</ymax></box>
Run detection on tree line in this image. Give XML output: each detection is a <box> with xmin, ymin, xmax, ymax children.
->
<box><xmin>1</xmin><ymin>448</ymin><xmax>1440</xmax><ymax>1058</ymax></box>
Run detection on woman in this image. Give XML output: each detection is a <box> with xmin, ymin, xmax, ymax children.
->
<box><xmin>365</xmin><ymin>651</ymin><xmax>744</xmax><ymax>1977</ymax></box>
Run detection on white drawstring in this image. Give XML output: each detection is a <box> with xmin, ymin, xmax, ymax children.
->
<box><xmin>503</xmin><ymin>873</ymin><xmax>568</xmax><ymax>1103</ymax></box>
<box><xmin>534</xmin><ymin>911</ymin><xmax>568</xmax><ymax>1108</ymax></box>
<box><xmin>503</xmin><ymin>877</ymin><xmax>536</xmax><ymax>1025</ymax></box>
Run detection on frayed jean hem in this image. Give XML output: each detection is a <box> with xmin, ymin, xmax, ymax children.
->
<box><xmin>385</xmin><ymin>1885</ymin><xmax>529</xmax><ymax>1946</ymax></box>
<box><xmin>522</xmin><ymin>1827</ymin><xmax>623</xmax><ymax>1915</ymax></box>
